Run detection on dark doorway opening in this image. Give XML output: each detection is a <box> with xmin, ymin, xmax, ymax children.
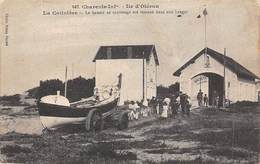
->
<box><xmin>193</xmin><ymin>72</ymin><xmax>224</xmax><ymax>107</ymax></box>
<box><xmin>208</xmin><ymin>73</ymin><xmax>224</xmax><ymax>106</ymax></box>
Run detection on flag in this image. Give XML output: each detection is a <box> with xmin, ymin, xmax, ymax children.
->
<box><xmin>203</xmin><ymin>8</ymin><xmax>208</xmax><ymax>16</ymax></box>
<box><xmin>197</xmin><ymin>8</ymin><xmax>207</xmax><ymax>18</ymax></box>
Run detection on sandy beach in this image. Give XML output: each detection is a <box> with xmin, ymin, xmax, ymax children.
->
<box><xmin>0</xmin><ymin>101</ymin><xmax>259</xmax><ymax>163</ymax></box>
<box><xmin>0</xmin><ymin>113</ymin><xmax>42</xmax><ymax>135</ymax></box>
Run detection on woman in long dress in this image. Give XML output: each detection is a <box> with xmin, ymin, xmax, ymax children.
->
<box><xmin>161</xmin><ymin>101</ymin><xmax>168</xmax><ymax>118</ymax></box>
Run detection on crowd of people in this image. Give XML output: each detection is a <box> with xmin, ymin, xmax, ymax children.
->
<box><xmin>94</xmin><ymin>86</ymin><xmax>225</xmax><ymax>120</ymax></box>
<box><xmin>125</xmin><ymin>89</ymin><xmax>224</xmax><ymax>121</ymax></box>
<box><xmin>126</xmin><ymin>92</ymin><xmax>192</xmax><ymax>121</ymax></box>
<box><xmin>94</xmin><ymin>86</ymin><xmax>223</xmax><ymax>122</ymax></box>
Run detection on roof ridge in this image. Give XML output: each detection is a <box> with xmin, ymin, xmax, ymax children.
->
<box><xmin>173</xmin><ymin>47</ymin><xmax>259</xmax><ymax>80</ymax></box>
<box><xmin>100</xmin><ymin>44</ymin><xmax>155</xmax><ymax>47</ymax></box>
<box><xmin>93</xmin><ymin>45</ymin><xmax>159</xmax><ymax>65</ymax></box>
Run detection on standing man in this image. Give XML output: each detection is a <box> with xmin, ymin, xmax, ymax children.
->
<box><xmin>170</xmin><ymin>95</ymin><xmax>178</xmax><ymax>117</ymax></box>
<box><xmin>94</xmin><ymin>88</ymin><xmax>100</xmax><ymax>101</ymax></box>
<box><xmin>109</xmin><ymin>88</ymin><xmax>113</xmax><ymax>96</ymax></box>
<box><xmin>180</xmin><ymin>92</ymin><xmax>186</xmax><ymax>115</ymax></box>
<box><xmin>197</xmin><ymin>89</ymin><xmax>203</xmax><ymax>106</ymax></box>
<box><xmin>149</xmin><ymin>97</ymin><xmax>156</xmax><ymax>115</ymax></box>
<box><xmin>216</xmin><ymin>95</ymin><xmax>219</xmax><ymax>109</ymax></box>
<box><xmin>204</xmin><ymin>94</ymin><xmax>208</xmax><ymax>107</ymax></box>
<box><xmin>212</xmin><ymin>90</ymin><xmax>217</xmax><ymax>108</ymax></box>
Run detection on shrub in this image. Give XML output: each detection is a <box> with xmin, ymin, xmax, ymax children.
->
<box><xmin>0</xmin><ymin>94</ymin><xmax>21</xmax><ymax>106</ymax></box>
<box><xmin>230</xmin><ymin>101</ymin><xmax>258</xmax><ymax>108</ymax></box>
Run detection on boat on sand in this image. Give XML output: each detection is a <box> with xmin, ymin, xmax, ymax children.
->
<box><xmin>37</xmin><ymin>74</ymin><xmax>128</xmax><ymax>130</ymax></box>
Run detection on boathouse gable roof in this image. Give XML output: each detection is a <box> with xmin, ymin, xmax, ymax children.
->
<box><xmin>93</xmin><ymin>45</ymin><xmax>159</xmax><ymax>65</ymax></box>
<box><xmin>173</xmin><ymin>47</ymin><xmax>259</xmax><ymax>80</ymax></box>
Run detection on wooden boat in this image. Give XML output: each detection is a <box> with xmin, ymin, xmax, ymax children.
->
<box><xmin>38</xmin><ymin>74</ymin><xmax>123</xmax><ymax>130</ymax></box>
<box><xmin>38</xmin><ymin>94</ymin><xmax>119</xmax><ymax>129</ymax></box>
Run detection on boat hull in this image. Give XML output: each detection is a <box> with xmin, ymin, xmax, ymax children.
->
<box><xmin>38</xmin><ymin>98</ymin><xmax>118</xmax><ymax>129</ymax></box>
<box><xmin>40</xmin><ymin>116</ymin><xmax>86</xmax><ymax>129</ymax></box>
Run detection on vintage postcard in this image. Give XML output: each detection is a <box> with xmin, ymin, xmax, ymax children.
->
<box><xmin>0</xmin><ymin>0</ymin><xmax>260</xmax><ymax>163</ymax></box>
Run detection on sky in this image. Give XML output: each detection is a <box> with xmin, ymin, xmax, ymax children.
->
<box><xmin>0</xmin><ymin>0</ymin><xmax>259</xmax><ymax>95</ymax></box>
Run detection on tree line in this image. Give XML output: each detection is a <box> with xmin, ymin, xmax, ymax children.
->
<box><xmin>29</xmin><ymin>76</ymin><xmax>95</xmax><ymax>102</ymax></box>
<box><xmin>157</xmin><ymin>82</ymin><xmax>180</xmax><ymax>98</ymax></box>
<box><xmin>28</xmin><ymin>77</ymin><xmax>178</xmax><ymax>102</ymax></box>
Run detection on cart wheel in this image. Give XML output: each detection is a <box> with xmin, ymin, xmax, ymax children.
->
<box><xmin>118</xmin><ymin>113</ymin><xmax>129</xmax><ymax>130</ymax></box>
<box><xmin>90</xmin><ymin>111</ymin><xmax>103</xmax><ymax>131</ymax></box>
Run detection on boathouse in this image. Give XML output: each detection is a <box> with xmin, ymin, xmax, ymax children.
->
<box><xmin>93</xmin><ymin>45</ymin><xmax>159</xmax><ymax>104</ymax></box>
<box><xmin>173</xmin><ymin>47</ymin><xmax>259</xmax><ymax>106</ymax></box>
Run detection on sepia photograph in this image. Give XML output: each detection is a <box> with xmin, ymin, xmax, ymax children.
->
<box><xmin>0</xmin><ymin>0</ymin><xmax>260</xmax><ymax>163</ymax></box>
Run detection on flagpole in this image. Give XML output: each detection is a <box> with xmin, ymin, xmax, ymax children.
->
<box><xmin>223</xmin><ymin>48</ymin><xmax>226</xmax><ymax>108</ymax></box>
<box><xmin>65</xmin><ymin>65</ymin><xmax>68</xmax><ymax>98</ymax></box>
<box><xmin>204</xmin><ymin>10</ymin><xmax>207</xmax><ymax>48</ymax></box>
<box><xmin>203</xmin><ymin>8</ymin><xmax>208</xmax><ymax>66</ymax></box>
<box><xmin>200</xmin><ymin>75</ymin><xmax>202</xmax><ymax>90</ymax></box>
<box><xmin>71</xmin><ymin>63</ymin><xmax>74</xmax><ymax>79</ymax></box>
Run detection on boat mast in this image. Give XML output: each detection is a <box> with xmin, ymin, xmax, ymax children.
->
<box><xmin>65</xmin><ymin>65</ymin><xmax>68</xmax><ymax>97</ymax></box>
<box><xmin>71</xmin><ymin>63</ymin><xmax>74</xmax><ymax>79</ymax></box>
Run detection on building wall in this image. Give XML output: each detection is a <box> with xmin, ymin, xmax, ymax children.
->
<box><xmin>95</xmin><ymin>59</ymin><xmax>147</xmax><ymax>105</ymax></box>
<box><xmin>146</xmin><ymin>52</ymin><xmax>157</xmax><ymax>100</ymax></box>
<box><xmin>237</xmin><ymin>78</ymin><xmax>257</xmax><ymax>101</ymax></box>
<box><xmin>178</xmin><ymin>54</ymin><xmax>257</xmax><ymax>105</ymax></box>
<box><xmin>256</xmin><ymin>81</ymin><xmax>260</xmax><ymax>103</ymax></box>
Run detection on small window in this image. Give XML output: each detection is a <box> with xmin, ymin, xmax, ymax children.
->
<box><xmin>205</xmin><ymin>55</ymin><xmax>210</xmax><ymax>67</ymax></box>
